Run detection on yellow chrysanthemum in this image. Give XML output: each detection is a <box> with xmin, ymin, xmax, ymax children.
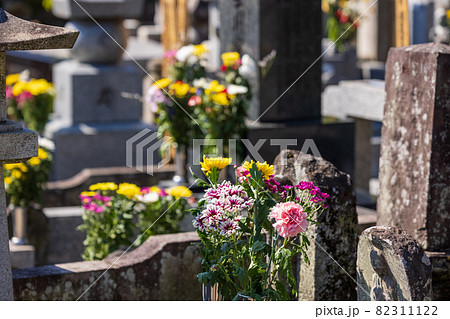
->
<box><xmin>4</xmin><ymin>177</ymin><xmax>12</xmax><ymax>185</ymax></box>
<box><xmin>29</xmin><ymin>157</ymin><xmax>40</xmax><ymax>166</ymax></box>
<box><xmin>201</xmin><ymin>156</ymin><xmax>232</xmax><ymax>175</ymax></box>
<box><xmin>38</xmin><ymin>148</ymin><xmax>48</xmax><ymax>160</ymax></box>
<box><xmin>18</xmin><ymin>163</ymin><xmax>28</xmax><ymax>172</ymax></box>
<box><xmin>221</xmin><ymin>52</ymin><xmax>240</xmax><ymax>67</ymax></box>
<box><xmin>6</xmin><ymin>74</ymin><xmax>20</xmax><ymax>86</ymax></box>
<box><xmin>12</xmin><ymin>81</ymin><xmax>28</xmax><ymax>96</ymax></box>
<box><xmin>242</xmin><ymin>160</ymin><xmax>274</xmax><ymax>180</ymax></box>
<box><xmin>166</xmin><ymin>186</ymin><xmax>193</xmax><ymax>199</ymax></box>
<box><xmin>205</xmin><ymin>80</ymin><xmax>226</xmax><ymax>96</ymax></box>
<box><xmin>153</xmin><ymin>78</ymin><xmax>171</xmax><ymax>89</ymax></box>
<box><xmin>211</xmin><ymin>92</ymin><xmax>230</xmax><ymax>106</ymax></box>
<box><xmin>27</xmin><ymin>78</ymin><xmax>53</xmax><ymax>96</ymax></box>
<box><xmin>89</xmin><ymin>182</ymin><xmax>118</xmax><ymax>191</ymax></box>
<box><xmin>11</xmin><ymin>170</ymin><xmax>22</xmax><ymax>179</ymax></box>
<box><xmin>150</xmin><ymin>186</ymin><xmax>162</xmax><ymax>193</ymax></box>
<box><xmin>116</xmin><ymin>183</ymin><xmax>141</xmax><ymax>199</ymax></box>
<box><xmin>81</xmin><ymin>191</ymin><xmax>97</xmax><ymax>197</ymax></box>
<box><xmin>193</xmin><ymin>44</ymin><xmax>208</xmax><ymax>57</ymax></box>
<box><xmin>171</xmin><ymin>81</ymin><xmax>191</xmax><ymax>97</ymax></box>
<box><xmin>4</xmin><ymin>163</ymin><xmax>22</xmax><ymax>170</ymax></box>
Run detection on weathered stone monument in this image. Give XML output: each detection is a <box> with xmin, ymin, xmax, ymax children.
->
<box><xmin>45</xmin><ymin>0</ymin><xmax>157</xmax><ymax>180</ymax></box>
<box><xmin>377</xmin><ymin>43</ymin><xmax>450</xmax><ymax>300</ymax></box>
<box><xmin>357</xmin><ymin>226</ymin><xmax>432</xmax><ymax>301</ymax></box>
<box><xmin>377</xmin><ymin>43</ymin><xmax>450</xmax><ymax>251</ymax></box>
<box><xmin>274</xmin><ymin>150</ymin><xmax>358</xmax><ymax>301</ymax></box>
<box><xmin>0</xmin><ymin>8</ymin><xmax>78</xmax><ymax>300</ymax></box>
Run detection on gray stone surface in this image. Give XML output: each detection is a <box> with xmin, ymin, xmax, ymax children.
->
<box><xmin>273</xmin><ymin>150</ymin><xmax>358</xmax><ymax>301</ymax></box>
<box><xmin>52</xmin><ymin>0</ymin><xmax>145</xmax><ymax>20</ymax></box>
<box><xmin>45</xmin><ymin>122</ymin><xmax>158</xmax><ymax>181</ymax></box>
<box><xmin>0</xmin><ymin>9</ymin><xmax>79</xmax><ymax>52</ymax></box>
<box><xmin>10</xmin><ymin>244</ymin><xmax>35</xmax><ymax>269</ymax></box>
<box><xmin>377</xmin><ymin>43</ymin><xmax>450</xmax><ymax>251</ymax></box>
<box><xmin>13</xmin><ymin>232</ymin><xmax>202</xmax><ymax>300</ymax></box>
<box><xmin>322</xmin><ymin>80</ymin><xmax>385</xmax><ymax>122</ymax></box>
<box><xmin>357</xmin><ymin>226</ymin><xmax>432</xmax><ymax>301</ymax></box>
<box><xmin>0</xmin><ymin>168</ymin><xmax>13</xmax><ymax>300</ymax></box>
<box><xmin>219</xmin><ymin>0</ymin><xmax>322</xmax><ymax>122</ymax></box>
<box><xmin>52</xmin><ymin>61</ymin><xmax>143</xmax><ymax>124</ymax></box>
<box><xmin>65</xmin><ymin>20</ymin><xmax>127</xmax><ymax>64</ymax></box>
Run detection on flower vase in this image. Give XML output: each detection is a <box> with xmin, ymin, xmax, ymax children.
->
<box><xmin>173</xmin><ymin>144</ymin><xmax>189</xmax><ymax>184</ymax></box>
<box><xmin>11</xmin><ymin>206</ymin><xmax>28</xmax><ymax>245</ymax></box>
<box><xmin>202</xmin><ymin>283</ymin><xmax>224</xmax><ymax>301</ymax></box>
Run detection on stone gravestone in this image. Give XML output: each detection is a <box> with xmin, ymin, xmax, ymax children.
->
<box><xmin>218</xmin><ymin>0</ymin><xmax>322</xmax><ymax>123</ymax></box>
<box><xmin>273</xmin><ymin>150</ymin><xmax>358</xmax><ymax>301</ymax></box>
<box><xmin>377</xmin><ymin>43</ymin><xmax>450</xmax><ymax>252</ymax></box>
<box><xmin>0</xmin><ymin>8</ymin><xmax>78</xmax><ymax>300</ymax></box>
<box><xmin>45</xmin><ymin>0</ymin><xmax>157</xmax><ymax>180</ymax></box>
<box><xmin>357</xmin><ymin>226</ymin><xmax>432</xmax><ymax>301</ymax></box>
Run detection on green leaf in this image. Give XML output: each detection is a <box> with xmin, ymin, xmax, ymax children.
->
<box><xmin>252</xmin><ymin>240</ymin><xmax>267</xmax><ymax>253</ymax></box>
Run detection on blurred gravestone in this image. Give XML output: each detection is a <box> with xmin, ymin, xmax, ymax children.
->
<box><xmin>219</xmin><ymin>0</ymin><xmax>322</xmax><ymax>123</ymax></box>
<box><xmin>0</xmin><ymin>7</ymin><xmax>78</xmax><ymax>300</ymax></box>
<box><xmin>45</xmin><ymin>0</ymin><xmax>158</xmax><ymax>180</ymax></box>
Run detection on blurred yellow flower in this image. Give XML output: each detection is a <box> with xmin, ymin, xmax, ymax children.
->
<box><xmin>4</xmin><ymin>163</ymin><xmax>22</xmax><ymax>170</ymax></box>
<box><xmin>116</xmin><ymin>183</ymin><xmax>141</xmax><ymax>199</ymax></box>
<box><xmin>171</xmin><ymin>81</ymin><xmax>191</xmax><ymax>97</ymax></box>
<box><xmin>4</xmin><ymin>177</ymin><xmax>12</xmax><ymax>185</ymax></box>
<box><xmin>153</xmin><ymin>78</ymin><xmax>171</xmax><ymax>89</ymax></box>
<box><xmin>167</xmin><ymin>186</ymin><xmax>193</xmax><ymax>199</ymax></box>
<box><xmin>81</xmin><ymin>191</ymin><xmax>97</xmax><ymax>197</ymax></box>
<box><xmin>38</xmin><ymin>148</ymin><xmax>49</xmax><ymax>160</ymax></box>
<box><xmin>12</xmin><ymin>81</ymin><xmax>28</xmax><ymax>96</ymax></box>
<box><xmin>11</xmin><ymin>170</ymin><xmax>22</xmax><ymax>179</ymax></box>
<box><xmin>205</xmin><ymin>80</ymin><xmax>226</xmax><ymax>96</ymax></box>
<box><xmin>29</xmin><ymin>157</ymin><xmax>41</xmax><ymax>166</ymax></box>
<box><xmin>447</xmin><ymin>10</ymin><xmax>450</xmax><ymax>19</ymax></box>
<box><xmin>193</xmin><ymin>44</ymin><xmax>208</xmax><ymax>57</ymax></box>
<box><xmin>150</xmin><ymin>186</ymin><xmax>162</xmax><ymax>193</ymax></box>
<box><xmin>89</xmin><ymin>182</ymin><xmax>118</xmax><ymax>191</ymax></box>
<box><xmin>211</xmin><ymin>92</ymin><xmax>230</xmax><ymax>106</ymax></box>
<box><xmin>27</xmin><ymin>78</ymin><xmax>53</xmax><ymax>96</ymax></box>
<box><xmin>201</xmin><ymin>156</ymin><xmax>232</xmax><ymax>175</ymax></box>
<box><xmin>6</xmin><ymin>74</ymin><xmax>20</xmax><ymax>86</ymax></box>
<box><xmin>221</xmin><ymin>52</ymin><xmax>240</xmax><ymax>67</ymax></box>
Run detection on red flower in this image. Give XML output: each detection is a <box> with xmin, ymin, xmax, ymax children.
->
<box><xmin>221</xmin><ymin>65</ymin><xmax>227</xmax><ymax>72</ymax></box>
<box><xmin>339</xmin><ymin>13</ymin><xmax>349</xmax><ymax>24</ymax></box>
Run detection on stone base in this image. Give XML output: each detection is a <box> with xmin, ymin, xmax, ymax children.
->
<box><xmin>9</xmin><ymin>243</ymin><xmax>35</xmax><ymax>269</ymax></box>
<box><xmin>45</xmin><ymin>121</ymin><xmax>159</xmax><ymax>180</ymax></box>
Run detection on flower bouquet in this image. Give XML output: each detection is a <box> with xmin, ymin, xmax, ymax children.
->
<box><xmin>78</xmin><ymin>183</ymin><xmax>193</xmax><ymax>260</ymax></box>
<box><xmin>323</xmin><ymin>0</ymin><xmax>360</xmax><ymax>53</ymax></box>
<box><xmin>6</xmin><ymin>72</ymin><xmax>55</xmax><ymax>134</ymax></box>
<box><xmin>191</xmin><ymin>157</ymin><xmax>329</xmax><ymax>300</ymax></box>
<box><xmin>4</xmin><ymin>147</ymin><xmax>53</xmax><ymax>208</ymax></box>
<box><xmin>146</xmin><ymin>48</ymin><xmax>253</xmax><ymax>163</ymax></box>
<box><xmin>164</xmin><ymin>43</ymin><xmax>208</xmax><ymax>83</ymax></box>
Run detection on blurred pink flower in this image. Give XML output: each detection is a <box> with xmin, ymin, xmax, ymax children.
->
<box><xmin>270</xmin><ymin>202</ymin><xmax>308</xmax><ymax>238</ymax></box>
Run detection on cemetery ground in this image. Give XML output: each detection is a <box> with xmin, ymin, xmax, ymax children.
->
<box><xmin>0</xmin><ymin>0</ymin><xmax>449</xmax><ymax>310</ymax></box>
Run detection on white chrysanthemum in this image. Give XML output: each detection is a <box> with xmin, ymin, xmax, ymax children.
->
<box><xmin>175</xmin><ymin>45</ymin><xmax>194</xmax><ymax>62</ymax></box>
<box><xmin>227</xmin><ymin>84</ymin><xmax>248</xmax><ymax>95</ymax></box>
